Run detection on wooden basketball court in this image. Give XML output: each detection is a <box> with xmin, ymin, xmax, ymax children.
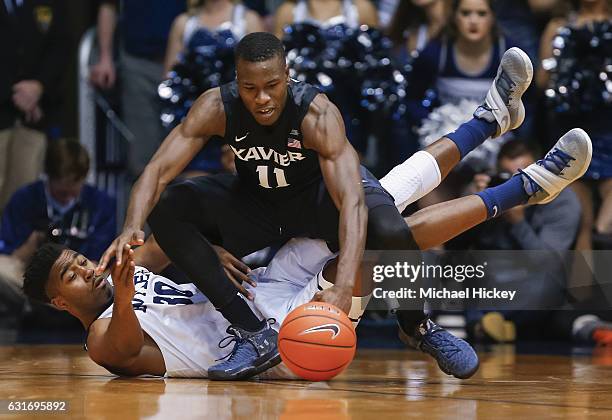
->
<box><xmin>2</xmin><ymin>345</ymin><xmax>612</xmax><ymax>419</ymax></box>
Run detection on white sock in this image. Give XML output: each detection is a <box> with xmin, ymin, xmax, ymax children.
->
<box><xmin>380</xmin><ymin>150</ymin><xmax>442</xmax><ymax>213</ymax></box>
<box><xmin>316</xmin><ymin>271</ymin><xmax>371</xmax><ymax>327</ymax></box>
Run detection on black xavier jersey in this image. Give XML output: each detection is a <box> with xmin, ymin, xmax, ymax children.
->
<box><xmin>220</xmin><ymin>80</ymin><xmax>322</xmax><ymax>201</ymax></box>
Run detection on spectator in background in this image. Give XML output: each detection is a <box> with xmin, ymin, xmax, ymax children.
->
<box><xmin>164</xmin><ymin>0</ymin><xmax>264</xmax><ymax>75</ymax></box>
<box><xmin>406</xmin><ymin>0</ymin><xmax>516</xmax><ymax>207</ymax></box>
<box><xmin>494</xmin><ymin>0</ymin><xmax>559</xmax><ymax>63</ymax></box>
<box><xmin>0</xmin><ymin>139</ymin><xmax>116</xmax><ymax>308</ymax></box>
<box><xmin>388</xmin><ymin>0</ymin><xmax>448</xmax><ymax>58</ymax></box>
<box><xmin>537</xmin><ymin>0</ymin><xmax>612</xmax><ymax>251</ymax></box>
<box><xmin>457</xmin><ymin>139</ymin><xmax>581</xmax><ymax>342</ymax></box>
<box><xmin>385</xmin><ymin>0</ymin><xmax>449</xmax><ymax>168</ymax></box>
<box><xmin>274</xmin><ymin>0</ymin><xmax>379</xmax><ymax>156</ymax></box>
<box><xmin>273</xmin><ymin>0</ymin><xmax>379</xmax><ymax>38</ymax></box>
<box><xmin>89</xmin><ymin>0</ymin><xmax>187</xmax><ymax>179</ymax></box>
<box><xmin>0</xmin><ymin>0</ymin><xmax>70</xmax><ymax>213</ymax></box>
<box><xmin>161</xmin><ymin>0</ymin><xmax>263</xmax><ymax>178</ymax></box>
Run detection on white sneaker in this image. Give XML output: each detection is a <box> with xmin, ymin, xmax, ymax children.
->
<box><xmin>522</xmin><ymin>128</ymin><xmax>593</xmax><ymax>204</ymax></box>
<box><xmin>474</xmin><ymin>47</ymin><xmax>533</xmax><ymax>138</ymax></box>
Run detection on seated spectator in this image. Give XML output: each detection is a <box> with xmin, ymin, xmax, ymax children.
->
<box><xmin>0</xmin><ymin>0</ymin><xmax>70</xmax><ymax>213</ymax></box>
<box><xmin>537</xmin><ymin>0</ymin><xmax>612</xmax><ymax>251</ymax></box>
<box><xmin>0</xmin><ymin>139</ymin><xmax>116</xmax><ymax>308</ymax></box>
<box><xmin>455</xmin><ymin>139</ymin><xmax>581</xmax><ymax>342</ymax></box>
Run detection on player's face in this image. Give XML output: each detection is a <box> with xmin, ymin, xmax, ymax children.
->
<box><xmin>454</xmin><ymin>0</ymin><xmax>494</xmax><ymax>43</ymax></box>
<box><xmin>48</xmin><ymin>250</ymin><xmax>113</xmax><ymax>314</ymax></box>
<box><xmin>236</xmin><ymin>56</ymin><xmax>289</xmax><ymax>126</ymax></box>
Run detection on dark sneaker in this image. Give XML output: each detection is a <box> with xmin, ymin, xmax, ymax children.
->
<box><xmin>208</xmin><ymin>319</ymin><xmax>281</xmax><ymax>380</ymax></box>
<box><xmin>400</xmin><ymin>319</ymin><xmax>480</xmax><ymax>379</ymax></box>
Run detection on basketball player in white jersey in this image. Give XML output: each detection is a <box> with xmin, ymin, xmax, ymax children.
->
<box><xmin>22</xmin><ymin>120</ymin><xmax>591</xmax><ymax>378</ymax></box>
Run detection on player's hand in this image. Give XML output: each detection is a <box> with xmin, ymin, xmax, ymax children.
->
<box><xmin>212</xmin><ymin>245</ymin><xmax>255</xmax><ymax>300</ymax></box>
<box><xmin>90</xmin><ymin>56</ymin><xmax>116</xmax><ymax>89</ymax></box>
<box><xmin>111</xmin><ymin>244</ymin><xmax>136</xmax><ymax>308</ymax></box>
<box><xmin>12</xmin><ymin>80</ymin><xmax>43</xmax><ymax>113</ymax></box>
<box><xmin>312</xmin><ymin>285</ymin><xmax>352</xmax><ymax>314</ymax></box>
<box><xmin>96</xmin><ymin>228</ymin><xmax>145</xmax><ymax>275</ymax></box>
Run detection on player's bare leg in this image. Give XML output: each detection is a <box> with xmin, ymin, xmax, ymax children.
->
<box><xmin>407</xmin><ymin>128</ymin><xmax>593</xmax><ymax>250</ymax></box>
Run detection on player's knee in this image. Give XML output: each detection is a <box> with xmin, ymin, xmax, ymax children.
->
<box><xmin>148</xmin><ymin>184</ymin><xmax>191</xmax><ymax>231</ymax></box>
<box><xmin>366</xmin><ymin>211</ymin><xmax>412</xmax><ymax>250</ymax></box>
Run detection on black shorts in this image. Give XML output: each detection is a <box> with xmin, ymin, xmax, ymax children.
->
<box><xmin>182</xmin><ymin>166</ymin><xmax>417</xmax><ymax>256</ymax></box>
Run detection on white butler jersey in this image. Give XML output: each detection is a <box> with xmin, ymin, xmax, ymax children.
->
<box><xmin>95</xmin><ymin>238</ymin><xmax>336</xmax><ymax>378</ymax></box>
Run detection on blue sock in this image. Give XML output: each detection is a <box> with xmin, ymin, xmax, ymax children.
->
<box><xmin>446</xmin><ymin>118</ymin><xmax>497</xmax><ymax>159</ymax></box>
<box><xmin>476</xmin><ymin>175</ymin><xmax>530</xmax><ymax>219</ymax></box>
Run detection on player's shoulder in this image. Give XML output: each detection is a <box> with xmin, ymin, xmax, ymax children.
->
<box><xmin>304</xmin><ymin>93</ymin><xmax>337</xmax><ymax>120</ymax></box>
<box><xmin>182</xmin><ymin>87</ymin><xmax>226</xmax><ymax>136</ymax></box>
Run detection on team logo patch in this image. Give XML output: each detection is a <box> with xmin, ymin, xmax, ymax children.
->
<box><xmin>299</xmin><ymin>323</ymin><xmax>341</xmax><ymax>340</ymax></box>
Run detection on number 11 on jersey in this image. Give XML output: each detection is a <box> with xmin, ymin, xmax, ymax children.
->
<box><xmin>256</xmin><ymin>166</ymin><xmax>290</xmax><ymax>188</ymax></box>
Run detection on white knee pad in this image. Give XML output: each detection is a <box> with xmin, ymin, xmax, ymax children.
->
<box><xmin>380</xmin><ymin>150</ymin><xmax>442</xmax><ymax>213</ymax></box>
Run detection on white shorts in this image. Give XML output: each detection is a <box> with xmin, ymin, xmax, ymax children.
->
<box><xmin>246</xmin><ymin>238</ymin><xmax>336</xmax><ymax>326</ymax></box>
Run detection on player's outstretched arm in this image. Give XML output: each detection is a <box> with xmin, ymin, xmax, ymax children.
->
<box><xmin>87</xmin><ymin>246</ymin><xmax>144</xmax><ymax>372</ymax></box>
<box><xmin>96</xmin><ymin>89</ymin><xmax>226</xmax><ymax>274</ymax></box>
<box><xmin>302</xmin><ymin>95</ymin><xmax>367</xmax><ymax>313</ymax></box>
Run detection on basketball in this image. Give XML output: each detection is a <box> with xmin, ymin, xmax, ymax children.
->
<box><xmin>278</xmin><ymin>302</ymin><xmax>357</xmax><ymax>381</ymax></box>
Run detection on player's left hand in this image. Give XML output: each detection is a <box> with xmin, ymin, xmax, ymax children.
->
<box><xmin>212</xmin><ymin>245</ymin><xmax>255</xmax><ymax>300</ymax></box>
<box><xmin>312</xmin><ymin>285</ymin><xmax>352</xmax><ymax>314</ymax></box>
<box><xmin>12</xmin><ymin>80</ymin><xmax>43</xmax><ymax>113</ymax></box>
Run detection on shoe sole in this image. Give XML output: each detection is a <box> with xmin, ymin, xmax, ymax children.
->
<box><xmin>535</xmin><ymin>128</ymin><xmax>593</xmax><ymax>204</ymax></box>
<box><xmin>208</xmin><ymin>351</ymin><xmax>282</xmax><ymax>381</ymax></box>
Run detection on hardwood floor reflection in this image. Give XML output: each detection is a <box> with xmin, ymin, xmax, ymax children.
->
<box><xmin>1</xmin><ymin>345</ymin><xmax>611</xmax><ymax>419</ymax></box>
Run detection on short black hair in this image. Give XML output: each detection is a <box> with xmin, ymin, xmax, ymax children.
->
<box><xmin>23</xmin><ymin>243</ymin><xmax>68</xmax><ymax>304</ymax></box>
<box><xmin>234</xmin><ymin>32</ymin><xmax>285</xmax><ymax>63</ymax></box>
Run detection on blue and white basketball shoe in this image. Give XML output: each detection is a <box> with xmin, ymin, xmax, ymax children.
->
<box><xmin>208</xmin><ymin>320</ymin><xmax>281</xmax><ymax>380</ymax></box>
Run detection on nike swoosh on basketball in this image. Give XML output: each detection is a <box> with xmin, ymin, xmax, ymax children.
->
<box><xmin>235</xmin><ymin>133</ymin><xmax>249</xmax><ymax>142</ymax></box>
<box><xmin>299</xmin><ymin>323</ymin><xmax>340</xmax><ymax>340</ymax></box>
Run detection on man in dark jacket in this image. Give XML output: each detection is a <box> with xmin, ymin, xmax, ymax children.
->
<box><xmin>0</xmin><ymin>0</ymin><xmax>70</xmax><ymax>212</ymax></box>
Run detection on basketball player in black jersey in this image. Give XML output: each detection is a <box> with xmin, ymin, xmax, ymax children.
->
<box><xmin>96</xmin><ymin>33</ymin><xmax>542</xmax><ymax>380</ymax></box>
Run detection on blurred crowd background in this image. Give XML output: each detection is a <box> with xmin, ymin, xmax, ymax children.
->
<box><xmin>1</xmin><ymin>0</ymin><xmax>612</xmax><ymax>347</ymax></box>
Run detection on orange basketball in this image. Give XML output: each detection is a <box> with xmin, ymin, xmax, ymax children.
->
<box><xmin>278</xmin><ymin>302</ymin><xmax>356</xmax><ymax>381</ymax></box>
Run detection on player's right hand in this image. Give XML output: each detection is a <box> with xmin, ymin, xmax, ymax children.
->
<box><xmin>90</xmin><ymin>57</ymin><xmax>116</xmax><ymax>89</ymax></box>
<box><xmin>212</xmin><ymin>245</ymin><xmax>255</xmax><ymax>300</ymax></box>
<box><xmin>111</xmin><ymin>244</ymin><xmax>136</xmax><ymax>308</ymax></box>
<box><xmin>96</xmin><ymin>228</ymin><xmax>145</xmax><ymax>275</ymax></box>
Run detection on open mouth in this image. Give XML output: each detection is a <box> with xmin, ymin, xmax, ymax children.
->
<box><xmin>94</xmin><ymin>275</ymin><xmax>105</xmax><ymax>290</ymax></box>
<box><xmin>257</xmin><ymin>107</ymin><xmax>274</xmax><ymax>118</ymax></box>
